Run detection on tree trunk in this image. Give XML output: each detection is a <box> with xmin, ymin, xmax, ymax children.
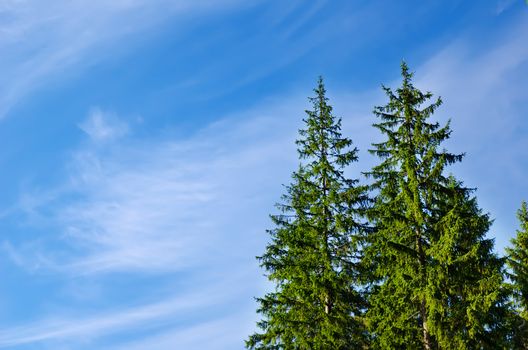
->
<box><xmin>417</xmin><ymin>230</ymin><xmax>432</xmax><ymax>350</ymax></box>
<box><xmin>324</xmin><ymin>294</ymin><xmax>332</xmax><ymax>314</ymax></box>
<box><xmin>421</xmin><ymin>298</ymin><xmax>432</xmax><ymax>350</ymax></box>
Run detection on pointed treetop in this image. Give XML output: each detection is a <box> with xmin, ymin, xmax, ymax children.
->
<box><xmin>518</xmin><ymin>201</ymin><xmax>528</xmax><ymax>232</ymax></box>
<box><xmin>400</xmin><ymin>60</ymin><xmax>413</xmax><ymax>86</ymax></box>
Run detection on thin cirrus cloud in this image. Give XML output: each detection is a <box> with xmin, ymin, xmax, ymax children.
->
<box><xmin>415</xmin><ymin>11</ymin><xmax>528</xmax><ymax>250</ymax></box>
<box><xmin>12</xmin><ymin>97</ymin><xmax>303</xmax><ymax>276</ymax></box>
<box><xmin>2</xmin><ymin>97</ymin><xmax>306</xmax><ymax>348</ymax></box>
<box><xmin>0</xmin><ymin>0</ymin><xmax>250</xmax><ymax>118</ymax></box>
<box><xmin>106</xmin><ymin>312</ymin><xmax>253</xmax><ymax>350</ymax></box>
<box><xmin>0</xmin><ymin>275</ymin><xmax>250</xmax><ymax>349</ymax></box>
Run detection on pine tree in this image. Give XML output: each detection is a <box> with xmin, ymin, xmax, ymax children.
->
<box><xmin>365</xmin><ymin>62</ymin><xmax>507</xmax><ymax>349</ymax></box>
<box><xmin>506</xmin><ymin>201</ymin><xmax>528</xmax><ymax>347</ymax></box>
<box><xmin>246</xmin><ymin>78</ymin><xmax>369</xmax><ymax>349</ymax></box>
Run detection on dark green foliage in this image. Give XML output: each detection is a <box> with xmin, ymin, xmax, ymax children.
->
<box><xmin>246</xmin><ymin>63</ymin><xmax>519</xmax><ymax>349</ymax></box>
<box><xmin>364</xmin><ymin>62</ymin><xmax>507</xmax><ymax>349</ymax></box>
<box><xmin>246</xmin><ymin>78</ymin><xmax>369</xmax><ymax>349</ymax></box>
<box><xmin>506</xmin><ymin>201</ymin><xmax>528</xmax><ymax>348</ymax></box>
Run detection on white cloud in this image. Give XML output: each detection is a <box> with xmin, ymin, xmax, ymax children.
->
<box><xmin>11</xmin><ymin>95</ymin><xmax>304</xmax><ymax>276</ymax></box>
<box><xmin>79</xmin><ymin>108</ymin><xmax>128</xmax><ymax>142</ymax></box>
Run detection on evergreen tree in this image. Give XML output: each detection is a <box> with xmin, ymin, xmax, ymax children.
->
<box><xmin>506</xmin><ymin>201</ymin><xmax>528</xmax><ymax>348</ymax></box>
<box><xmin>247</xmin><ymin>78</ymin><xmax>369</xmax><ymax>349</ymax></box>
<box><xmin>365</xmin><ymin>62</ymin><xmax>507</xmax><ymax>349</ymax></box>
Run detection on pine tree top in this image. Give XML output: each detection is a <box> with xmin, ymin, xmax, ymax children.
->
<box><xmin>247</xmin><ymin>77</ymin><xmax>369</xmax><ymax>349</ymax></box>
<box><xmin>517</xmin><ymin>201</ymin><xmax>528</xmax><ymax>234</ymax></box>
<box><xmin>508</xmin><ymin>201</ymin><xmax>528</xmax><ymax>255</ymax></box>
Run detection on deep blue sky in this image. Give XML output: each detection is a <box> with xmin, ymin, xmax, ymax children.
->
<box><xmin>0</xmin><ymin>1</ymin><xmax>526</xmax><ymax>348</ymax></box>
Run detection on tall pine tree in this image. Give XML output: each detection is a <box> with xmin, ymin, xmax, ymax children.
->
<box><xmin>247</xmin><ymin>78</ymin><xmax>369</xmax><ymax>349</ymax></box>
<box><xmin>365</xmin><ymin>62</ymin><xmax>507</xmax><ymax>349</ymax></box>
<box><xmin>506</xmin><ymin>201</ymin><xmax>528</xmax><ymax>347</ymax></box>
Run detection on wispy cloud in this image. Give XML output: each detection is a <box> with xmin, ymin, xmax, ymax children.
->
<box><xmin>0</xmin><ymin>0</ymin><xmax>249</xmax><ymax>118</ymax></box>
<box><xmin>11</xmin><ymin>96</ymin><xmax>305</xmax><ymax>276</ymax></box>
<box><xmin>3</xmin><ymin>95</ymin><xmax>308</xmax><ymax>348</ymax></box>
<box><xmin>79</xmin><ymin>108</ymin><xmax>129</xmax><ymax>142</ymax></box>
<box><xmin>415</xmin><ymin>11</ymin><xmax>528</xmax><ymax>250</ymax></box>
<box><xmin>0</xmin><ymin>275</ymin><xmax>248</xmax><ymax>349</ymax></box>
<box><xmin>107</xmin><ymin>312</ymin><xmax>253</xmax><ymax>350</ymax></box>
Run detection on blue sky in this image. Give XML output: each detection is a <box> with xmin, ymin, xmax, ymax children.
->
<box><xmin>0</xmin><ymin>1</ymin><xmax>526</xmax><ymax>348</ymax></box>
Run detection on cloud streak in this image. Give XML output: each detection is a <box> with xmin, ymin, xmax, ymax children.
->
<box><xmin>64</xmin><ymin>105</ymin><xmax>299</xmax><ymax>275</ymax></box>
<box><xmin>3</xmin><ymin>95</ymin><xmax>309</xmax><ymax>348</ymax></box>
<box><xmin>0</xmin><ymin>0</ymin><xmax>249</xmax><ymax>118</ymax></box>
<box><xmin>0</xmin><ymin>276</ymin><xmax>247</xmax><ymax>349</ymax></box>
<box><xmin>415</xmin><ymin>11</ymin><xmax>528</xmax><ymax>250</ymax></box>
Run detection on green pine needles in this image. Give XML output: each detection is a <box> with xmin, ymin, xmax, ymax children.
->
<box><xmin>506</xmin><ymin>201</ymin><xmax>528</xmax><ymax>347</ymax></box>
<box><xmin>508</xmin><ymin>201</ymin><xmax>528</xmax><ymax>319</ymax></box>
<box><xmin>248</xmin><ymin>64</ymin><xmax>522</xmax><ymax>349</ymax></box>
<box><xmin>247</xmin><ymin>78</ymin><xmax>369</xmax><ymax>349</ymax></box>
<box><xmin>365</xmin><ymin>62</ymin><xmax>507</xmax><ymax>349</ymax></box>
